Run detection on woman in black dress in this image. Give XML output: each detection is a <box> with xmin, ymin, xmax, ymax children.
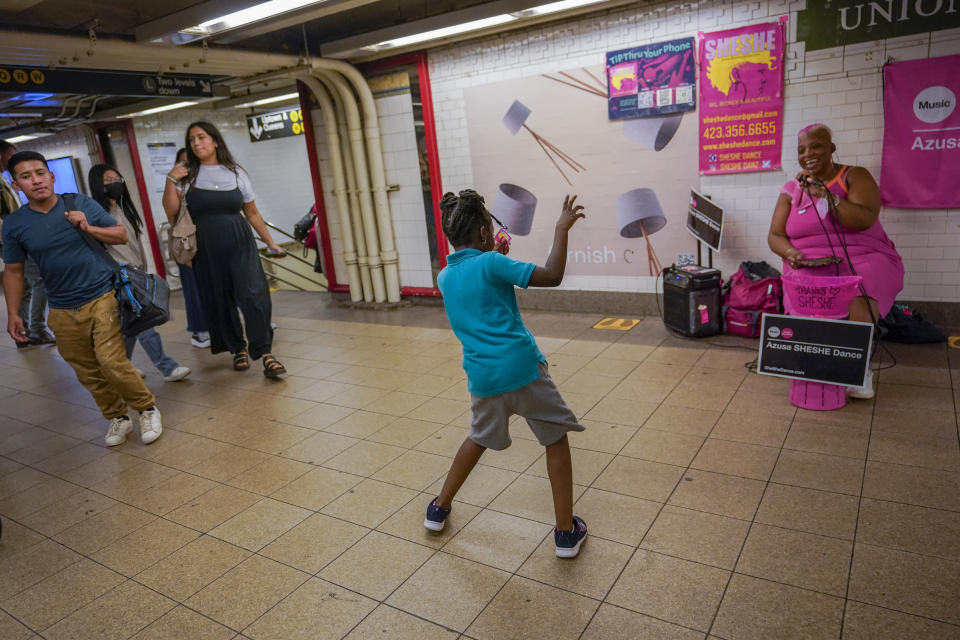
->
<box><xmin>162</xmin><ymin>121</ymin><xmax>286</xmax><ymax>377</ymax></box>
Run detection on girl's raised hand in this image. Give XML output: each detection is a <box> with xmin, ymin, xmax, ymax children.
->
<box><xmin>556</xmin><ymin>194</ymin><xmax>586</xmax><ymax>231</ymax></box>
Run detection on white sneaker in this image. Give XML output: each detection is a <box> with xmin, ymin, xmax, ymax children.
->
<box><xmin>847</xmin><ymin>369</ymin><xmax>875</xmax><ymax>399</ymax></box>
<box><xmin>135</xmin><ymin>368</ymin><xmax>146</xmax><ymax>378</ymax></box>
<box><xmin>105</xmin><ymin>416</ymin><xmax>132</xmax><ymax>447</ymax></box>
<box><xmin>140</xmin><ymin>408</ymin><xmax>163</xmax><ymax>444</ymax></box>
<box><xmin>163</xmin><ymin>366</ymin><xmax>191</xmax><ymax>382</ymax></box>
<box><xmin>190</xmin><ymin>332</ymin><xmax>211</xmax><ymax>348</ymax></box>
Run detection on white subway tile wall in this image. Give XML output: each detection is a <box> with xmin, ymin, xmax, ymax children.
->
<box><xmin>428</xmin><ymin>2</ymin><xmax>960</xmax><ymax>301</ymax></box>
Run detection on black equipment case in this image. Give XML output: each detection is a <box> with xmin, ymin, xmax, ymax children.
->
<box><xmin>662</xmin><ymin>265</ymin><xmax>722</xmax><ymax>337</ymax></box>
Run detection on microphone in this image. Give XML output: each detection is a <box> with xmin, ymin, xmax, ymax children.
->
<box><xmin>797</xmin><ymin>175</ymin><xmax>827</xmax><ymax>188</ymax></box>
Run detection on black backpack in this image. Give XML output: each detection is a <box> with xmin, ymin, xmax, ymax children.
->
<box><xmin>878</xmin><ymin>303</ymin><xmax>946</xmax><ymax>344</ymax></box>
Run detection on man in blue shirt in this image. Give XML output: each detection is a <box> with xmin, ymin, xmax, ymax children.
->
<box><xmin>0</xmin><ymin>140</ymin><xmax>53</xmax><ymax>349</ymax></box>
<box><xmin>2</xmin><ymin>151</ymin><xmax>162</xmax><ymax>447</ymax></box>
<box><xmin>425</xmin><ymin>189</ymin><xmax>590</xmax><ymax>558</ymax></box>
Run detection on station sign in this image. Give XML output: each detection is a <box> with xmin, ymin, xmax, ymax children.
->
<box><xmin>247</xmin><ymin>107</ymin><xmax>305</xmax><ymax>143</ymax></box>
<box><xmin>0</xmin><ymin>65</ymin><xmax>215</xmax><ymax>97</ymax></box>
<box><xmin>757</xmin><ymin>314</ymin><xmax>873</xmax><ymax>387</ymax></box>
<box><xmin>798</xmin><ymin>0</ymin><xmax>960</xmax><ymax>51</ymax></box>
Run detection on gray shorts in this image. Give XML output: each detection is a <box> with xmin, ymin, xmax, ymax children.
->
<box><xmin>469</xmin><ymin>361</ymin><xmax>585</xmax><ymax>451</ymax></box>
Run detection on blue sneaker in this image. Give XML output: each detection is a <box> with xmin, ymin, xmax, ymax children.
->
<box><xmin>555</xmin><ymin>515</ymin><xmax>588</xmax><ymax>558</ymax></box>
<box><xmin>424</xmin><ymin>497</ymin><xmax>451</xmax><ymax>532</ymax></box>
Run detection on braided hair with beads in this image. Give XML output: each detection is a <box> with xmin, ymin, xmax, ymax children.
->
<box><xmin>440</xmin><ymin>189</ymin><xmax>491</xmax><ymax>248</ymax></box>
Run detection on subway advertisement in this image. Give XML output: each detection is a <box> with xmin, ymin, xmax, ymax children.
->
<box><xmin>462</xmin><ymin>25</ymin><xmax>791</xmax><ymax>277</ymax></box>
<box><xmin>697</xmin><ymin>20</ymin><xmax>786</xmax><ymax>175</ymax></box>
<box><xmin>605</xmin><ymin>37</ymin><xmax>697</xmax><ymax>120</ymax></box>
<box><xmin>464</xmin><ymin>60</ymin><xmax>699</xmax><ymax>278</ymax></box>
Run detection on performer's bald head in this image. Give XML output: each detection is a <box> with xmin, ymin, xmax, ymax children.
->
<box><xmin>798</xmin><ymin>123</ymin><xmax>833</xmax><ymax>142</ymax></box>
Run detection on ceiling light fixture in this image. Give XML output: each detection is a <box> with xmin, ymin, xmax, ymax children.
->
<box><xmin>360</xmin><ymin>0</ymin><xmax>613</xmax><ymax>53</ymax></box>
<box><xmin>214</xmin><ymin>87</ymin><xmax>300</xmax><ymax>110</ymax></box>
<box><xmin>364</xmin><ymin>14</ymin><xmax>518</xmax><ymax>51</ymax></box>
<box><xmin>5</xmin><ymin>133</ymin><xmax>40</xmax><ymax>143</ymax></box>
<box><xmin>4</xmin><ymin>131</ymin><xmax>54</xmax><ymax>144</ymax></box>
<box><xmin>233</xmin><ymin>92</ymin><xmax>300</xmax><ymax>108</ymax></box>
<box><xmin>511</xmin><ymin>0</ymin><xmax>610</xmax><ymax>18</ymax></box>
<box><xmin>180</xmin><ymin>0</ymin><xmax>330</xmax><ymax>37</ymax></box>
<box><xmin>115</xmin><ymin>101</ymin><xmax>198</xmax><ymax>119</ymax></box>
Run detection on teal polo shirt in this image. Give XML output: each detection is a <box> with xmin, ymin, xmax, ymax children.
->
<box><xmin>438</xmin><ymin>248</ymin><xmax>546</xmax><ymax>397</ymax></box>
<box><xmin>1</xmin><ymin>194</ymin><xmax>117</xmax><ymax>309</ymax></box>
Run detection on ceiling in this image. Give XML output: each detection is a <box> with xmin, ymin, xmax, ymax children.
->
<box><xmin>0</xmin><ymin>0</ymin><xmax>624</xmax><ymax>138</ymax></box>
<box><xmin>1</xmin><ymin>0</ymin><xmax>516</xmax><ymax>55</ymax></box>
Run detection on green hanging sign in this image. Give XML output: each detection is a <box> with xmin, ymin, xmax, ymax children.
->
<box><xmin>797</xmin><ymin>0</ymin><xmax>960</xmax><ymax>51</ymax></box>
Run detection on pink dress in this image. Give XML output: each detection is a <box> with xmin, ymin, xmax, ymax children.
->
<box><xmin>780</xmin><ymin>166</ymin><xmax>904</xmax><ymax>315</ymax></box>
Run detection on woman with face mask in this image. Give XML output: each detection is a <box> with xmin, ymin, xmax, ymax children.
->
<box><xmin>88</xmin><ymin>164</ymin><xmax>191</xmax><ymax>382</ymax></box>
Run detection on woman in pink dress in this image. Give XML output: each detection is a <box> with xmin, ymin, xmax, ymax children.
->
<box><xmin>768</xmin><ymin>123</ymin><xmax>904</xmax><ymax>398</ymax></box>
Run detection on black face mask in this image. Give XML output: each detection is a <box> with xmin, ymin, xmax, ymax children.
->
<box><xmin>104</xmin><ymin>182</ymin><xmax>124</xmax><ymax>200</ymax></box>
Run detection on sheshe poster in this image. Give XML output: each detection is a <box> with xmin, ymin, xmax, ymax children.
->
<box><xmin>698</xmin><ymin>20</ymin><xmax>786</xmax><ymax>175</ymax></box>
<box><xmin>463</xmin><ymin>65</ymin><xmax>699</xmax><ymax>278</ymax></box>
<box><xmin>880</xmin><ymin>54</ymin><xmax>960</xmax><ymax>209</ymax></box>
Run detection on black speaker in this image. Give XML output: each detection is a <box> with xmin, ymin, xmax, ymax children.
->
<box><xmin>662</xmin><ymin>265</ymin><xmax>722</xmax><ymax>337</ymax></box>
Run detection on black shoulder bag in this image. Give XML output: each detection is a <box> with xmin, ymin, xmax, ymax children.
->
<box><xmin>293</xmin><ymin>209</ymin><xmax>315</xmax><ymax>242</ymax></box>
<box><xmin>63</xmin><ymin>193</ymin><xmax>171</xmax><ymax>337</ymax></box>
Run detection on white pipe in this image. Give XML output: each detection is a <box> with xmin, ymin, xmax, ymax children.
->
<box><xmin>77</xmin><ymin>124</ymin><xmax>101</xmax><ymax>170</ymax></box>
<box><xmin>297</xmin><ymin>75</ymin><xmax>362</xmax><ymax>302</ymax></box>
<box><xmin>314</xmin><ymin>73</ymin><xmax>374</xmax><ymax>302</ymax></box>
<box><xmin>311</xmin><ymin>59</ymin><xmax>401</xmax><ymax>302</ymax></box>
<box><xmin>0</xmin><ymin>29</ymin><xmax>302</xmax><ymax>76</ymax></box>
<box><xmin>314</xmin><ymin>68</ymin><xmax>387</xmax><ymax>302</ymax></box>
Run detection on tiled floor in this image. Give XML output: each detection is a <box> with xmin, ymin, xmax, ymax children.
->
<box><xmin>1</xmin><ymin>291</ymin><xmax>960</xmax><ymax>639</ymax></box>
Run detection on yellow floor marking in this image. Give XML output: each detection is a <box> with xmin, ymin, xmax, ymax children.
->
<box><xmin>593</xmin><ymin>317</ymin><xmax>641</xmax><ymax>331</ymax></box>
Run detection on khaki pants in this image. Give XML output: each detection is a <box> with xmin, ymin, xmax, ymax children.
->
<box><xmin>47</xmin><ymin>291</ymin><xmax>156</xmax><ymax>419</ymax></box>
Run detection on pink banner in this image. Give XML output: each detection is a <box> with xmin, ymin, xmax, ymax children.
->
<box><xmin>698</xmin><ymin>21</ymin><xmax>786</xmax><ymax>175</ymax></box>
<box><xmin>880</xmin><ymin>55</ymin><xmax>960</xmax><ymax>209</ymax></box>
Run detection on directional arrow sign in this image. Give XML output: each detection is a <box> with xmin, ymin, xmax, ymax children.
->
<box><xmin>246</xmin><ymin>108</ymin><xmax>304</xmax><ymax>143</ymax></box>
<box><xmin>249</xmin><ymin>117</ymin><xmax>264</xmax><ymax>140</ymax></box>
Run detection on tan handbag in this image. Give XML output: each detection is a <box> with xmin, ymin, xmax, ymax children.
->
<box><xmin>169</xmin><ymin>194</ymin><xmax>197</xmax><ymax>265</ymax></box>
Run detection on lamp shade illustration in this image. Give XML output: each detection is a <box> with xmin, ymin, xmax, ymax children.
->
<box><xmin>501</xmin><ymin>99</ymin><xmax>586</xmax><ymax>186</ymax></box>
<box><xmin>502</xmin><ymin>100</ymin><xmax>532</xmax><ymax>135</ymax></box>
<box><xmin>617</xmin><ymin>188</ymin><xmax>667</xmax><ymax>276</ymax></box>
<box><xmin>490</xmin><ymin>184</ymin><xmax>537</xmax><ymax>236</ymax></box>
<box><xmin>623</xmin><ymin>113</ymin><xmax>683</xmax><ymax>151</ymax></box>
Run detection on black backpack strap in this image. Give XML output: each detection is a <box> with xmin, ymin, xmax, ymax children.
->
<box><xmin>63</xmin><ymin>193</ymin><xmax>122</xmax><ymax>275</ymax></box>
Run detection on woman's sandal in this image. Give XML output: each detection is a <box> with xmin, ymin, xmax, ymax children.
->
<box><xmin>262</xmin><ymin>354</ymin><xmax>286</xmax><ymax>378</ymax></box>
<box><xmin>232</xmin><ymin>351</ymin><xmax>250</xmax><ymax>371</ymax></box>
